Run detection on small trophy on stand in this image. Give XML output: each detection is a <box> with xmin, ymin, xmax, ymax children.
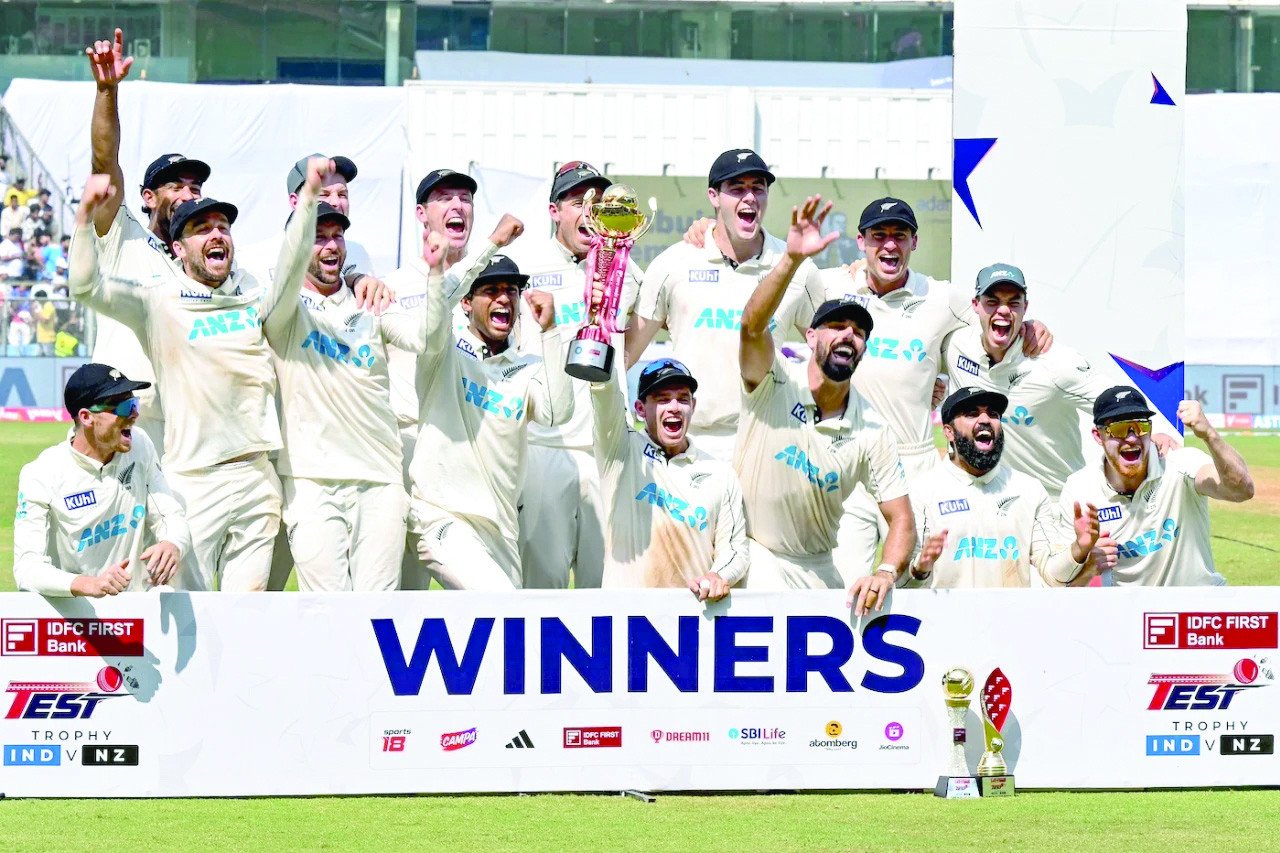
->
<box><xmin>564</xmin><ymin>184</ymin><xmax>656</xmax><ymax>382</ymax></box>
<box><xmin>978</xmin><ymin>667</ymin><xmax>1016</xmax><ymax>797</ymax></box>
<box><xmin>934</xmin><ymin>667</ymin><xmax>980</xmax><ymax>799</ymax></box>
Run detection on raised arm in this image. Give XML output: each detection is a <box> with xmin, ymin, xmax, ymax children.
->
<box><xmin>741</xmin><ymin>196</ymin><xmax>836</xmax><ymax>391</ymax></box>
<box><xmin>69</xmin><ymin>174</ymin><xmax>148</xmax><ymax>332</ymax></box>
<box><xmin>260</xmin><ymin>156</ymin><xmax>330</xmax><ymax>325</ymax></box>
<box><xmin>524</xmin><ymin>289</ymin><xmax>574</xmax><ymax>428</ymax></box>
<box><xmin>85</xmin><ymin>28</ymin><xmax>133</xmax><ymax>237</ymax></box>
<box><xmin>1179</xmin><ymin>401</ymin><xmax>1254</xmax><ymax>502</ymax></box>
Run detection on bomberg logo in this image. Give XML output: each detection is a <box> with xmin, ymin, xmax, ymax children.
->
<box><xmin>688</xmin><ymin>270</ymin><xmax>719</xmax><ymax>283</ymax></box>
<box><xmin>440</xmin><ymin>727</ymin><xmax>476</xmax><ymax>751</ymax></box>
<box><xmin>1098</xmin><ymin>505</ymin><xmax>1124</xmax><ymax>523</ymax></box>
<box><xmin>938</xmin><ymin>499</ymin><xmax>970</xmax><ymax>516</ymax></box>
<box><xmin>957</xmin><ymin>355</ymin><xmax>980</xmax><ymax>377</ymax></box>
<box><xmin>63</xmin><ymin>491</ymin><xmax>96</xmax><ymax>511</ymax></box>
<box><xmin>5</xmin><ymin>667</ymin><xmax>128</xmax><ymax>719</ymax></box>
<box><xmin>1147</xmin><ymin>658</ymin><xmax>1272</xmax><ymax>710</ymax></box>
<box><xmin>811</xmin><ymin>720</ymin><xmax>857</xmax><ymax>750</ymax></box>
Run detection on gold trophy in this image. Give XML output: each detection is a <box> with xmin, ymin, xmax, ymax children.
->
<box><xmin>564</xmin><ymin>184</ymin><xmax>656</xmax><ymax>382</ymax></box>
<box><xmin>977</xmin><ymin>667</ymin><xmax>1015</xmax><ymax>797</ymax></box>
<box><xmin>934</xmin><ymin>667</ymin><xmax>980</xmax><ymax>799</ymax></box>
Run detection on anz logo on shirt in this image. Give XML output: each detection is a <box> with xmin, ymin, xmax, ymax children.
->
<box><xmin>1001</xmin><ymin>405</ymin><xmax>1035</xmax><ymax>426</ymax></box>
<box><xmin>188</xmin><ymin>305</ymin><xmax>261</xmax><ymax>340</ymax></box>
<box><xmin>461</xmin><ymin>378</ymin><xmax>525</xmax><ymax>421</ymax></box>
<box><xmin>1117</xmin><ymin>518</ymin><xmax>1180</xmax><ymax>561</ymax></box>
<box><xmin>774</xmin><ymin>444</ymin><xmax>839</xmax><ymax>493</ymax></box>
<box><xmin>555</xmin><ymin>300</ymin><xmax>586</xmax><ymax>328</ymax></box>
<box><xmin>634</xmin><ymin>482</ymin><xmax>709</xmax><ymax>531</ymax></box>
<box><xmin>692</xmin><ymin>308</ymin><xmax>777</xmax><ymax>332</ymax></box>
<box><xmin>865</xmin><ymin>336</ymin><xmax>927</xmax><ymax>363</ymax></box>
<box><xmin>301</xmin><ymin>331</ymin><xmax>378</xmax><ymax>368</ymax></box>
<box><xmin>76</xmin><ymin>505</ymin><xmax>146</xmax><ymax>554</ymax></box>
<box><xmin>953</xmin><ymin>535</ymin><xmax>1020</xmax><ymax>561</ymax></box>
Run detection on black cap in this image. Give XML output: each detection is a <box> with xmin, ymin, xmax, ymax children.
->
<box><xmin>469</xmin><ymin>254</ymin><xmax>529</xmax><ymax>293</ymax></box>
<box><xmin>415</xmin><ymin>169</ymin><xmax>478</xmax><ymax>204</ymax></box>
<box><xmin>287</xmin><ymin>153</ymin><xmax>357</xmax><ymax>194</ymax></box>
<box><xmin>637</xmin><ymin>357</ymin><xmax>698</xmax><ymax>399</ymax></box>
<box><xmin>708</xmin><ymin>149</ymin><xmax>775</xmax><ymax>188</ymax></box>
<box><xmin>168</xmin><ymin>197</ymin><xmax>239</xmax><ymax>242</ymax></box>
<box><xmin>858</xmin><ymin>197</ymin><xmax>918</xmax><ymax>232</ymax></box>
<box><xmin>975</xmin><ymin>263</ymin><xmax>1027</xmax><ymax>297</ymax></box>
<box><xmin>1093</xmin><ymin>385</ymin><xmax>1155</xmax><ymax>425</ymax></box>
<box><xmin>142</xmin><ymin>153</ymin><xmax>211</xmax><ymax>191</ymax></box>
<box><xmin>64</xmin><ymin>363</ymin><xmax>151</xmax><ymax>417</ymax></box>
<box><xmin>316</xmin><ymin>201</ymin><xmax>350</xmax><ymax>230</ymax></box>
<box><xmin>941</xmin><ymin>386</ymin><xmax>1009</xmax><ymax>423</ymax></box>
<box><xmin>810</xmin><ymin>297</ymin><xmax>874</xmax><ymax>335</ymax></box>
<box><xmin>550</xmin><ymin>161</ymin><xmax>611</xmax><ymax>203</ymax></box>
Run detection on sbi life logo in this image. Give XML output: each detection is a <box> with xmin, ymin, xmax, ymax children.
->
<box><xmin>1001</xmin><ymin>405</ymin><xmax>1035</xmax><ymax>426</ymax></box>
<box><xmin>865</xmin><ymin>336</ymin><xmax>926</xmax><ymax>362</ymax></box>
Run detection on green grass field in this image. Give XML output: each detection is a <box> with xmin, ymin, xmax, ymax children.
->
<box><xmin>1</xmin><ymin>422</ymin><xmax>1277</xmax><ymax>848</ymax></box>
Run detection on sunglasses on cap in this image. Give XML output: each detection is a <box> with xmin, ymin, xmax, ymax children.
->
<box><xmin>556</xmin><ymin>160</ymin><xmax>590</xmax><ymax>176</ymax></box>
<box><xmin>641</xmin><ymin>357</ymin><xmax>689</xmax><ymax>376</ymax></box>
<box><xmin>88</xmin><ymin>397</ymin><xmax>140</xmax><ymax>419</ymax></box>
<box><xmin>1100</xmin><ymin>419</ymin><xmax>1152</xmax><ymax>440</ymax></box>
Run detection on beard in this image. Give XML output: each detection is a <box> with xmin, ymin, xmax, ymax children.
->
<box><xmin>818</xmin><ymin>342</ymin><xmax>860</xmax><ymax>382</ymax></box>
<box><xmin>952</xmin><ymin>431</ymin><xmax>1004</xmax><ymax>473</ymax></box>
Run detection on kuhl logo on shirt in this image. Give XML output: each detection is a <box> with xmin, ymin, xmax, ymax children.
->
<box><xmin>63</xmin><ymin>490</ymin><xmax>97</xmax><ymax>511</ymax></box>
<box><xmin>455</xmin><ymin>338</ymin><xmax>479</xmax><ymax>360</ymax></box>
<box><xmin>179</xmin><ymin>289</ymin><xmax>212</xmax><ymax>302</ymax></box>
<box><xmin>529</xmin><ymin>273</ymin><xmax>562</xmax><ymax>289</ymax></box>
<box><xmin>790</xmin><ymin>403</ymin><xmax>808</xmax><ymax>425</ymax></box>
<box><xmin>688</xmin><ymin>270</ymin><xmax>719</xmax><ymax>283</ymax></box>
<box><xmin>1098</xmin><ymin>505</ymin><xmax>1124</xmax><ymax>523</ymax></box>
<box><xmin>957</xmin><ymin>355</ymin><xmax>980</xmax><ymax>377</ymax></box>
<box><xmin>642</xmin><ymin>443</ymin><xmax>662</xmax><ymax>462</ymax></box>
<box><xmin>937</xmin><ymin>499</ymin><xmax>970</xmax><ymax>516</ymax></box>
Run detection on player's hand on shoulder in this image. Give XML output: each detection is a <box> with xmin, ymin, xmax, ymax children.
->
<box><xmin>682</xmin><ymin>217</ymin><xmax>715</xmax><ymax>248</ymax></box>
<box><xmin>1020</xmin><ymin>319</ymin><xmax>1054</xmax><ymax>356</ymax></box>
<box><xmin>1152</xmin><ymin>430</ymin><xmax>1182</xmax><ymax>458</ymax></box>
<box><xmin>354</xmin><ymin>275</ymin><xmax>396</xmax><ymax>315</ymax></box>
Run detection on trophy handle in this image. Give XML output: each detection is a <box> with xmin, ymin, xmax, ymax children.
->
<box><xmin>581</xmin><ymin>187</ymin><xmax>602</xmax><ymax>237</ymax></box>
<box><xmin>630</xmin><ymin>196</ymin><xmax>658</xmax><ymax>242</ymax></box>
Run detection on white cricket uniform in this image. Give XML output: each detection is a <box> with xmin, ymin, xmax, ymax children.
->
<box><xmin>407</xmin><ymin>268</ymin><xmax>574</xmax><ymax>590</ymax></box>
<box><xmin>907</xmin><ymin>461</ymin><xmax>1084</xmax><ymax>588</ymax></box>
<box><xmin>733</xmin><ymin>352</ymin><xmax>908</xmax><ymax>589</ymax></box>
<box><xmin>84</xmin><ymin>207</ymin><xmax>174</xmax><ymax>452</ymax></box>
<box><xmin>383</xmin><ymin>243</ymin><xmax>499</xmax><ymax>589</ymax></box>
<box><xmin>635</xmin><ymin>224</ymin><xmax>825</xmax><ymax>459</ymax></box>
<box><xmin>265</xmin><ymin>283</ymin><xmax>432</xmax><ymax>591</ymax></box>
<box><xmin>1060</xmin><ymin>448</ymin><xmax>1223</xmax><ymax>586</ymax></box>
<box><xmin>13</xmin><ymin>429</ymin><xmax>190</xmax><ymax>596</ymax></box>
<box><xmin>821</xmin><ymin>267</ymin><xmax>970</xmax><ymax>571</ymax></box>
<box><xmin>591</xmin><ymin>375</ymin><xmax>748</xmax><ymax>588</ymax></box>
<box><xmin>68</xmin><ymin>198</ymin><xmax>316</xmax><ymax>591</ymax></box>
<box><xmin>507</xmin><ymin>235</ymin><xmax>643</xmax><ymax>589</ymax></box>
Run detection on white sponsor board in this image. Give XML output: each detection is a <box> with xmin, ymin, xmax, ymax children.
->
<box><xmin>0</xmin><ymin>590</ymin><xmax>1276</xmax><ymax>797</ymax></box>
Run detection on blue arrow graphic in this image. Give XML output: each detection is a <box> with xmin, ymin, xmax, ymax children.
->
<box><xmin>953</xmin><ymin>137</ymin><xmax>998</xmax><ymax>228</ymax></box>
<box><xmin>1150</xmin><ymin>73</ymin><xmax>1176</xmax><ymax>106</ymax></box>
<box><xmin>1110</xmin><ymin>355</ymin><xmax>1185</xmax><ymax>434</ymax></box>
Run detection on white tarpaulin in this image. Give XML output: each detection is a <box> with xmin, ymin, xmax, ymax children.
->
<box><xmin>0</xmin><ymin>590</ymin><xmax>1276</xmax><ymax>797</ymax></box>
<box><xmin>1</xmin><ymin>78</ymin><xmax>407</xmax><ymax>275</ymax></box>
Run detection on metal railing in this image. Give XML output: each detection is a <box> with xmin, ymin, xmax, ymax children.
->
<box><xmin>0</xmin><ymin>98</ymin><xmax>71</xmax><ymax>238</ymax></box>
<box><xmin>0</xmin><ymin>291</ymin><xmax>90</xmax><ymax>357</ymax></box>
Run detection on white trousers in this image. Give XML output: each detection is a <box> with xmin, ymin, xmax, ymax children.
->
<box><xmin>742</xmin><ymin>539</ymin><xmax>844</xmax><ymax>590</ymax></box>
<box><xmin>168</xmin><ymin>454</ymin><xmax>281</xmax><ymax>591</ymax></box>
<box><xmin>833</xmin><ymin>441</ymin><xmax>940</xmax><ymax>586</ymax></box>
<box><xmin>409</xmin><ymin>499</ymin><xmax>521</xmax><ymax>591</ymax></box>
<box><xmin>518</xmin><ymin>445</ymin><xmax>605</xmax><ymax>589</ymax></box>
<box><xmin>398</xmin><ymin>422</ymin><xmax>432</xmax><ymax>591</ymax></box>
<box><xmin>282</xmin><ymin>477</ymin><xmax>407</xmax><ymax>592</ymax></box>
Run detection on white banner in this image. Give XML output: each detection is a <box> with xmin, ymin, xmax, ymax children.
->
<box><xmin>0</xmin><ymin>590</ymin><xmax>1276</xmax><ymax>797</ymax></box>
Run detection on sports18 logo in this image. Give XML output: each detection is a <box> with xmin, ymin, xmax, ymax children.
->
<box><xmin>1147</xmin><ymin>658</ymin><xmax>1271</xmax><ymax>710</ymax></box>
<box><xmin>5</xmin><ymin>666</ymin><xmax>127</xmax><ymax>719</ymax></box>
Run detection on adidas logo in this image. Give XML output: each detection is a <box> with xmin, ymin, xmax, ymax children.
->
<box><xmin>505</xmin><ymin>730</ymin><xmax>535</xmax><ymax>749</ymax></box>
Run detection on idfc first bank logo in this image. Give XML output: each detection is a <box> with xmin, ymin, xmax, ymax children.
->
<box><xmin>2</xmin><ymin>618</ymin><xmax>144</xmax><ymax>657</ymax></box>
<box><xmin>5</xmin><ymin>666</ymin><xmax>128</xmax><ymax>719</ymax></box>
<box><xmin>369</xmin><ymin>614</ymin><xmax>925</xmax><ymax>698</ymax></box>
<box><xmin>1148</xmin><ymin>658</ymin><xmax>1273</xmax><ymax>711</ymax></box>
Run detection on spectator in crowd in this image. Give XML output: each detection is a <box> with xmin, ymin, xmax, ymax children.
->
<box><xmin>21</xmin><ymin>203</ymin><xmax>43</xmax><ymax>243</ymax></box>
<box><xmin>56</xmin><ymin>235</ymin><xmax>70</xmax><ymax>281</ymax></box>
<box><xmin>39</xmin><ymin>233</ymin><xmax>61</xmax><ymax>282</ymax></box>
<box><xmin>0</xmin><ymin>154</ymin><xmax>10</xmax><ymax>193</ymax></box>
<box><xmin>4</xmin><ymin>176</ymin><xmax>36</xmax><ymax>208</ymax></box>
<box><xmin>33</xmin><ymin>289</ymin><xmax>57</xmax><ymax>355</ymax></box>
<box><xmin>8</xmin><ymin>306</ymin><xmax>33</xmax><ymax>349</ymax></box>
<box><xmin>0</xmin><ymin>228</ymin><xmax>23</xmax><ymax>280</ymax></box>
<box><xmin>0</xmin><ymin>194</ymin><xmax>26</xmax><ymax>236</ymax></box>
<box><xmin>23</xmin><ymin>240</ymin><xmax>42</xmax><ymax>280</ymax></box>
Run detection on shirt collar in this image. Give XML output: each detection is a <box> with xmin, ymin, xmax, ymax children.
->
<box><xmin>300</xmin><ymin>284</ymin><xmax>352</xmax><ymax>310</ymax></box>
<box><xmin>458</xmin><ymin>327</ymin><xmax>516</xmax><ymax>362</ymax></box>
<box><xmin>1095</xmin><ymin>450</ymin><xmax>1165</xmax><ymax>500</ymax></box>
<box><xmin>702</xmin><ymin>223</ymin><xmax>776</xmax><ymax>270</ymax></box>
<box><xmin>848</xmin><ymin>267</ymin><xmax>926</xmax><ymax>299</ymax></box>
<box><xmin>65</xmin><ymin>439</ymin><xmax>116</xmax><ymax>476</ymax></box>
<box><xmin>940</xmin><ymin>457</ymin><xmax>1004</xmax><ymax>487</ymax></box>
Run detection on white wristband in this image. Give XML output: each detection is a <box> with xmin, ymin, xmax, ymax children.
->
<box><xmin>875</xmin><ymin>562</ymin><xmax>897</xmax><ymax>579</ymax></box>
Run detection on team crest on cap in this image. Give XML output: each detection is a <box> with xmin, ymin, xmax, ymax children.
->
<box><xmin>109</xmin><ymin>369</ymin><xmax>121</xmax><ymax>380</ymax></box>
<box><xmin>492</xmin><ymin>255</ymin><xmax>507</xmax><ymax>263</ymax></box>
<box><xmin>1116</xmin><ymin>390</ymin><xmax>1132</xmax><ymax>401</ymax></box>
<box><xmin>992</xmin><ymin>269</ymin><xmax>1013</xmax><ymax>278</ymax></box>
<box><xmin>168</xmin><ymin>155</ymin><xmax>182</xmax><ymax>164</ymax></box>
<box><xmin>736</xmin><ymin>152</ymin><xmax>751</xmax><ymax>161</ymax></box>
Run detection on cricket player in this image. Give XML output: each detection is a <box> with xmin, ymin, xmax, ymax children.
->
<box><xmin>906</xmin><ymin>387</ymin><xmax>1103</xmax><ymax>588</ymax></box>
<box><xmin>735</xmin><ymin>196</ymin><xmax>914</xmax><ymax>610</ymax></box>
<box><xmin>1060</xmin><ymin>388</ymin><xmax>1254</xmax><ymax>586</ymax></box>
<box><xmin>624</xmin><ymin>148</ymin><xmax>826</xmax><ymax>460</ymax></box>
<box><xmin>264</xmin><ymin>206</ymin><xmax>461</xmax><ymax>591</ymax></box>
<box><xmin>384</xmin><ymin>168</ymin><xmax>521</xmax><ymax>588</ymax></box>
<box><xmin>590</xmin><ymin>357</ymin><xmax>748</xmax><ymax>596</ymax></box>
<box><xmin>942</xmin><ymin>262</ymin><xmax>1143</xmax><ymax>497</ymax></box>
<box><xmin>408</xmin><ymin>255</ymin><xmax>571</xmax><ymax>589</ymax></box>
<box><xmin>506</xmin><ymin>161</ymin><xmax>644</xmax><ymax>589</ymax></box>
<box><xmin>69</xmin><ymin>158</ymin><xmax>329</xmax><ymax>591</ymax></box>
<box><xmin>14</xmin><ymin>363</ymin><xmax>189</xmax><ymax>597</ymax></box>
<box><xmin>82</xmin><ymin>27</ymin><xmax>210</xmax><ymax>453</ymax></box>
